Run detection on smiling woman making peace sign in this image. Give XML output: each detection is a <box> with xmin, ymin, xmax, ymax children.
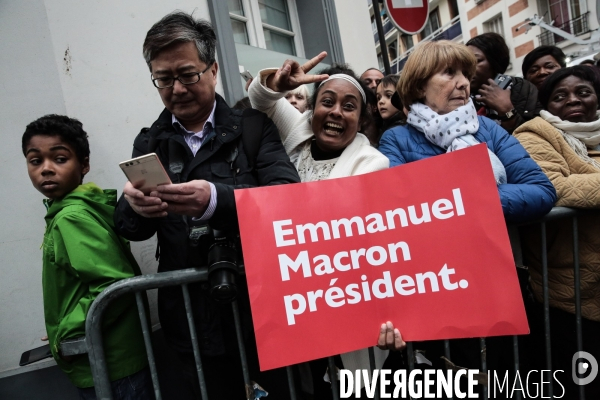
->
<box><xmin>248</xmin><ymin>52</ymin><xmax>395</xmax><ymax>398</ymax></box>
<box><xmin>248</xmin><ymin>52</ymin><xmax>388</xmax><ymax>182</ymax></box>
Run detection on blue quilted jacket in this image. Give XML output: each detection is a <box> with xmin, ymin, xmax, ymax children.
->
<box><xmin>379</xmin><ymin>116</ymin><xmax>557</xmax><ymax>223</ymax></box>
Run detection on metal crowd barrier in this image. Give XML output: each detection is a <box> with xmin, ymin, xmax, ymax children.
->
<box><xmin>61</xmin><ymin>207</ymin><xmax>589</xmax><ymax>400</ymax></box>
<box><xmin>525</xmin><ymin>206</ymin><xmax>586</xmax><ymax>400</ymax></box>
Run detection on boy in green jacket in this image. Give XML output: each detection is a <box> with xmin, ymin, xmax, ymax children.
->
<box><xmin>23</xmin><ymin>114</ymin><xmax>151</xmax><ymax>399</ymax></box>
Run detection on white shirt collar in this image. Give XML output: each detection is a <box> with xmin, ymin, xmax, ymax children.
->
<box><xmin>171</xmin><ymin>100</ymin><xmax>217</xmax><ymax>136</ymax></box>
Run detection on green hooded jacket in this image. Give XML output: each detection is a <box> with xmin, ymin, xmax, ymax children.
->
<box><xmin>42</xmin><ymin>182</ymin><xmax>147</xmax><ymax>388</ymax></box>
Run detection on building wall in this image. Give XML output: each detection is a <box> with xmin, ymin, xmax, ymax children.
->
<box><xmin>459</xmin><ymin>0</ymin><xmax>544</xmax><ymax>75</ymax></box>
<box><xmin>458</xmin><ymin>0</ymin><xmax>599</xmax><ymax>75</ymax></box>
<box><xmin>434</xmin><ymin>0</ymin><xmax>454</xmax><ymax>26</ymax></box>
<box><xmin>0</xmin><ymin>0</ymin><xmax>216</xmax><ymax>376</ymax></box>
<box><xmin>559</xmin><ymin>0</ymin><xmax>599</xmax><ymax>65</ymax></box>
<box><xmin>373</xmin><ymin>0</ymin><xmax>599</xmax><ymax>75</ymax></box>
<box><xmin>371</xmin><ymin>0</ymin><xmax>464</xmax><ymax>72</ymax></box>
<box><xmin>334</xmin><ymin>0</ymin><xmax>379</xmax><ymax>74</ymax></box>
<box><xmin>0</xmin><ymin>0</ymin><xmax>67</xmax><ymax>377</ymax></box>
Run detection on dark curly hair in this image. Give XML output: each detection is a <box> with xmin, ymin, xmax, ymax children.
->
<box><xmin>310</xmin><ymin>63</ymin><xmax>372</xmax><ymax>124</ymax></box>
<box><xmin>466</xmin><ymin>32</ymin><xmax>510</xmax><ymax>75</ymax></box>
<box><xmin>22</xmin><ymin>114</ymin><xmax>90</xmax><ymax>163</ymax></box>
<box><xmin>522</xmin><ymin>45</ymin><xmax>566</xmax><ymax>77</ymax></box>
<box><xmin>538</xmin><ymin>65</ymin><xmax>600</xmax><ymax>109</ymax></box>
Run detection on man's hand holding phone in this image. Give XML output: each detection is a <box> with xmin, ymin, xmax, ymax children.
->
<box><xmin>120</xmin><ymin>153</ymin><xmax>172</xmax><ymax>218</ymax></box>
<box><xmin>155</xmin><ymin>180</ymin><xmax>212</xmax><ymax>217</ymax></box>
<box><xmin>123</xmin><ymin>181</ymin><xmax>168</xmax><ymax>218</ymax></box>
<box><xmin>120</xmin><ymin>153</ymin><xmax>212</xmax><ymax>218</ymax></box>
<box><xmin>477</xmin><ymin>78</ymin><xmax>513</xmax><ymax>115</ymax></box>
<box><xmin>124</xmin><ymin>180</ymin><xmax>213</xmax><ymax>218</ymax></box>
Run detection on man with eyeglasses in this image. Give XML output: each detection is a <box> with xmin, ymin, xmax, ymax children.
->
<box><xmin>114</xmin><ymin>11</ymin><xmax>299</xmax><ymax>399</ymax></box>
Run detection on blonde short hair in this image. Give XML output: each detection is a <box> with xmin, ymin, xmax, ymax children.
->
<box><xmin>288</xmin><ymin>84</ymin><xmax>309</xmax><ymax>100</ymax></box>
<box><xmin>398</xmin><ymin>40</ymin><xmax>476</xmax><ymax>108</ymax></box>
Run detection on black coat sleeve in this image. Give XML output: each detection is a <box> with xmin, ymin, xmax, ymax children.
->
<box><xmin>209</xmin><ymin>112</ymin><xmax>300</xmax><ymax>231</ymax></box>
<box><xmin>113</xmin><ymin>129</ymin><xmax>161</xmax><ymax>241</ymax></box>
<box><xmin>510</xmin><ymin>77</ymin><xmax>543</xmax><ymax>130</ymax></box>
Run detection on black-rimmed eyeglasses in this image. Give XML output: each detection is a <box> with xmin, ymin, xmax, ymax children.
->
<box><xmin>151</xmin><ymin>64</ymin><xmax>212</xmax><ymax>89</ymax></box>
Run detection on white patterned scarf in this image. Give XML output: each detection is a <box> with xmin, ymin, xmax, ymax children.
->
<box><xmin>540</xmin><ymin>110</ymin><xmax>600</xmax><ymax>171</ymax></box>
<box><xmin>408</xmin><ymin>100</ymin><xmax>507</xmax><ymax>185</ymax></box>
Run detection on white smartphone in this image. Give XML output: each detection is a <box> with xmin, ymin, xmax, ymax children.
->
<box><xmin>240</xmin><ymin>70</ymin><xmax>253</xmax><ymax>82</ymax></box>
<box><xmin>119</xmin><ymin>153</ymin><xmax>171</xmax><ymax>194</ymax></box>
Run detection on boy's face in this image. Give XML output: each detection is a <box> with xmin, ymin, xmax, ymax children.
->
<box><xmin>25</xmin><ymin>135</ymin><xmax>89</xmax><ymax>200</ymax></box>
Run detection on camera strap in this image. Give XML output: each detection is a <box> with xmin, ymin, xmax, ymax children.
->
<box><xmin>241</xmin><ymin>108</ymin><xmax>265</xmax><ymax>170</ymax></box>
<box><xmin>168</xmin><ymin>141</ymin><xmax>185</xmax><ymax>183</ymax></box>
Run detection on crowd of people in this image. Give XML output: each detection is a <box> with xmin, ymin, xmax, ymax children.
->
<box><xmin>22</xmin><ymin>9</ymin><xmax>600</xmax><ymax>400</ymax></box>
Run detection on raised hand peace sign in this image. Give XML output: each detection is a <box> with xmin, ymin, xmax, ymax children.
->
<box><xmin>266</xmin><ymin>51</ymin><xmax>330</xmax><ymax>93</ymax></box>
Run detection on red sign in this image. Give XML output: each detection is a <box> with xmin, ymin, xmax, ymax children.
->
<box><xmin>235</xmin><ymin>145</ymin><xmax>528</xmax><ymax>371</ymax></box>
<box><xmin>384</xmin><ymin>0</ymin><xmax>429</xmax><ymax>35</ymax></box>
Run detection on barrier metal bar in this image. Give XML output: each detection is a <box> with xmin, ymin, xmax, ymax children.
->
<box><xmin>407</xmin><ymin>342</ymin><xmax>414</xmax><ymax>371</ymax></box>
<box><xmin>135</xmin><ymin>292</ymin><xmax>162</xmax><ymax>400</ymax></box>
<box><xmin>327</xmin><ymin>356</ymin><xmax>340</xmax><ymax>400</ymax></box>
<box><xmin>512</xmin><ymin>336</ymin><xmax>521</xmax><ymax>400</ymax></box>
<box><xmin>86</xmin><ymin>300</ymin><xmax>110</xmax><ymax>399</ymax></box>
<box><xmin>532</xmin><ymin>206</ymin><xmax>579</xmax><ymax>222</ymax></box>
<box><xmin>515</xmin><ymin>207</ymin><xmax>587</xmax><ymax>398</ymax></box>
<box><xmin>181</xmin><ymin>284</ymin><xmax>210</xmax><ymax>400</ymax></box>
<box><xmin>443</xmin><ymin>340</ymin><xmax>451</xmax><ymax>360</ymax></box>
<box><xmin>80</xmin><ymin>207</ymin><xmax>589</xmax><ymax>400</ymax></box>
<box><xmin>60</xmin><ymin>336</ymin><xmax>87</xmax><ymax>356</ymax></box>
<box><xmin>367</xmin><ymin>347</ymin><xmax>380</xmax><ymax>400</ymax></box>
<box><xmin>572</xmin><ymin>216</ymin><xmax>585</xmax><ymax>400</ymax></box>
<box><xmin>85</xmin><ymin>268</ymin><xmax>209</xmax><ymax>400</ymax></box>
<box><xmin>443</xmin><ymin>340</ymin><xmax>453</xmax><ymax>400</ymax></box>
<box><xmin>479</xmin><ymin>338</ymin><xmax>487</xmax><ymax>400</ymax></box>
<box><xmin>286</xmin><ymin>366</ymin><xmax>297</xmax><ymax>400</ymax></box>
<box><xmin>231</xmin><ymin>300</ymin><xmax>252</xmax><ymax>399</ymax></box>
<box><xmin>406</xmin><ymin>343</ymin><xmax>414</xmax><ymax>400</ymax></box>
<box><xmin>540</xmin><ymin>221</ymin><xmax>554</xmax><ymax>398</ymax></box>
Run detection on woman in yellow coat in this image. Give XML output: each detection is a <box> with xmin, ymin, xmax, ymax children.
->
<box><xmin>514</xmin><ymin>65</ymin><xmax>600</xmax><ymax>398</ymax></box>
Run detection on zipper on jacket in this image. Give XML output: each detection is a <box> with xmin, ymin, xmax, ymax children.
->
<box><xmin>227</xmin><ymin>146</ymin><xmax>239</xmax><ymax>185</ymax></box>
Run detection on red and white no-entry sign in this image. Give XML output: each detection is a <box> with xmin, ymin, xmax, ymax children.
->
<box><xmin>384</xmin><ymin>0</ymin><xmax>430</xmax><ymax>36</ymax></box>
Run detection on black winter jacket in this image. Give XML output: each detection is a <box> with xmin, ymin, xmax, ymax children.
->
<box><xmin>508</xmin><ymin>76</ymin><xmax>542</xmax><ymax>130</ymax></box>
<box><xmin>476</xmin><ymin>76</ymin><xmax>542</xmax><ymax>134</ymax></box>
<box><xmin>114</xmin><ymin>94</ymin><xmax>300</xmax><ymax>355</ymax></box>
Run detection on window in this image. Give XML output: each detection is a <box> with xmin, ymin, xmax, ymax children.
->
<box><xmin>484</xmin><ymin>14</ymin><xmax>504</xmax><ymax>36</ymax></box>
<box><xmin>401</xmin><ymin>34</ymin><xmax>414</xmax><ymax>53</ymax></box>
<box><xmin>228</xmin><ymin>0</ymin><xmax>304</xmax><ymax>57</ymax></box>
<box><xmin>229</xmin><ymin>0</ymin><xmax>250</xmax><ymax>45</ymax></box>
<box><xmin>388</xmin><ymin>40</ymin><xmax>398</xmax><ymax>62</ymax></box>
<box><xmin>258</xmin><ymin>0</ymin><xmax>295</xmax><ymax>55</ymax></box>
<box><xmin>449</xmin><ymin>0</ymin><xmax>459</xmax><ymax>19</ymax></box>
<box><xmin>421</xmin><ymin>9</ymin><xmax>441</xmax><ymax>39</ymax></box>
<box><xmin>547</xmin><ymin>0</ymin><xmax>583</xmax><ymax>26</ymax></box>
<box><xmin>538</xmin><ymin>0</ymin><xmax>587</xmax><ymax>45</ymax></box>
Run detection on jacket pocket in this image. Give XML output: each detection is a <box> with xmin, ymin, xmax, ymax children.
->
<box><xmin>210</xmin><ymin>155</ymin><xmax>254</xmax><ymax>186</ymax></box>
<box><xmin>210</xmin><ymin>162</ymin><xmax>237</xmax><ymax>185</ymax></box>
